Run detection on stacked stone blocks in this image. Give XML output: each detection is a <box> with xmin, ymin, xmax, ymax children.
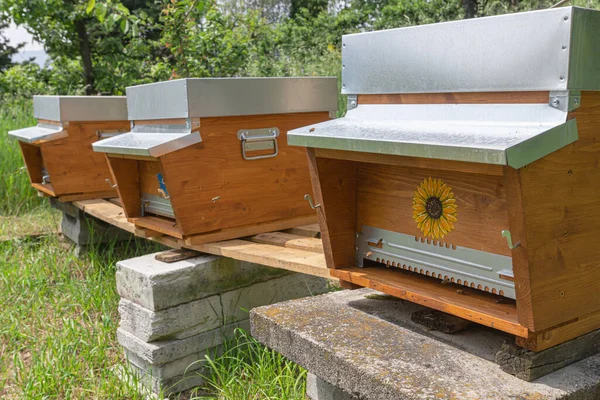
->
<box><xmin>116</xmin><ymin>252</ymin><xmax>328</xmax><ymax>395</ymax></box>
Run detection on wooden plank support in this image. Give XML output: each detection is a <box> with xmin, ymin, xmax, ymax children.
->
<box><xmin>72</xmin><ymin>198</ymin><xmax>329</xmax><ymax>279</ymax></box>
<box><xmin>247</xmin><ymin>232</ymin><xmax>323</xmax><ymax>253</ymax></box>
<box><xmin>155</xmin><ymin>249</ymin><xmax>203</xmax><ymax>263</ymax></box>
<box><xmin>189</xmin><ymin>240</ymin><xmax>330</xmax><ymax>279</ymax></box>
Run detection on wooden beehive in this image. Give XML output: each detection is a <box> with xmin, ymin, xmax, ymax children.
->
<box><xmin>8</xmin><ymin>96</ymin><xmax>129</xmax><ymax>201</ymax></box>
<box><xmin>93</xmin><ymin>77</ymin><xmax>338</xmax><ymax>244</ymax></box>
<box><xmin>289</xmin><ymin>7</ymin><xmax>600</xmax><ymax>351</ymax></box>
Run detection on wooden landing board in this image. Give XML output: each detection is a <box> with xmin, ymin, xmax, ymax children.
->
<box><xmin>332</xmin><ymin>265</ymin><xmax>529</xmax><ymax>338</ymax></box>
<box><xmin>72</xmin><ymin>198</ymin><xmax>329</xmax><ymax>279</ymax></box>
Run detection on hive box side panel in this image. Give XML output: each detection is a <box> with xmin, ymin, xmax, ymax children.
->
<box><xmin>19</xmin><ymin>142</ymin><xmax>44</xmax><ymax>184</ymax></box>
<box><xmin>355</xmin><ymin>163</ymin><xmax>511</xmax><ymax>257</ymax></box>
<box><xmin>160</xmin><ymin>112</ymin><xmax>327</xmax><ymax>237</ymax></box>
<box><xmin>517</xmin><ymin>91</ymin><xmax>600</xmax><ymax>332</ymax></box>
<box><xmin>307</xmin><ymin>149</ymin><xmax>357</xmax><ymax>269</ymax></box>
<box><xmin>40</xmin><ymin>121</ymin><xmax>128</xmax><ymax>197</ymax></box>
<box><xmin>107</xmin><ymin>156</ymin><xmax>141</xmax><ymax>219</ymax></box>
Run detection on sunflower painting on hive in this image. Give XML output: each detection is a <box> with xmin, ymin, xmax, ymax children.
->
<box><xmin>412</xmin><ymin>178</ymin><xmax>457</xmax><ymax>239</ymax></box>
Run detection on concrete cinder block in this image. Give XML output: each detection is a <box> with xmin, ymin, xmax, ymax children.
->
<box><xmin>306</xmin><ymin>373</ymin><xmax>360</xmax><ymax>400</ymax></box>
<box><xmin>124</xmin><ymin>347</ymin><xmax>212</xmax><ymax>382</ymax></box>
<box><xmin>251</xmin><ymin>288</ymin><xmax>600</xmax><ymax>400</ymax></box>
<box><xmin>220</xmin><ymin>273</ymin><xmax>329</xmax><ymax>325</ymax></box>
<box><xmin>118</xmin><ymin>296</ymin><xmax>223</xmax><ymax>342</ymax></box>
<box><xmin>53</xmin><ymin>201</ymin><xmax>132</xmax><ymax>246</ymax></box>
<box><xmin>119</xmin><ymin>273</ymin><xmax>328</xmax><ymax>342</ymax></box>
<box><xmin>117</xmin><ymin>320</ymin><xmax>249</xmax><ymax>365</ymax></box>
<box><xmin>124</xmin><ymin>361</ymin><xmax>206</xmax><ymax>397</ymax></box>
<box><xmin>116</xmin><ymin>253</ymin><xmax>290</xmax><ymax>311</ymax></box>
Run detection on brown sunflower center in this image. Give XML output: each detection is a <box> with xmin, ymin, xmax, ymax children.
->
<box><xmin>426</xmin><ymin>196</ymin><xmax>443</xmax><ymax>219</ymax></box>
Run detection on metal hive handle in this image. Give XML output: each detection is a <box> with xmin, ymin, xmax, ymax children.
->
<box><xmin>105</xmin><ymin>178</ymin><xmax>117</xmax><ymax>188</ymax></box>
<box><xmin>304</xmin><ymin>194</ymin><xmax>321</xmax><ymax>210</ymax></box>
<box><xmin>501</xmin><ymin>230</ymin><xmax>520</xmax><ymax>250</ymax></box>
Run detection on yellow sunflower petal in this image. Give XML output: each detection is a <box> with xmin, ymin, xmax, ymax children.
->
<box><xmin>443</xmin><ymin>197</ymin><xmax>456</xmax><ymax>205</ymax></box>
<box><xmin>439</xmin><ymin>223</ymin><xmax>448</xmax><ymax>235</ymax></box>
<box><xmin>433</xmin><ymin>220</ymin><xmax>441</xmax><ymax>238</ymax></box>
<box><xmin>439</xmin><ymin>217</ymin><xmax>452</xmax><ymax>232</ymax></box>
<box><xmin>412</xmin><ymin>204</ymin><xmax>426</xmax><ymax>212</ymax></box>
<box><xmin>427</xmin><ymin>177</ymin><xmax>434</xmax><ymax>196</ymax></box>
<box><xmin>439</xmin><ymin>185</ymin><xmax>451</xmax><ymax>201</ymax></box>
<box><xmin>422</xmin><ymin>218</ymin><xmax>431</xmax><ymax>236</ymax></box>
<box><xmin>417</xmin><ymin>186</ymin><xmax>428</xmax><ymax>200</ymax></box>
<box><xmin>436</xmin><ymin>182</ymin><xmax>447</xmax><ymax>198</ymax></box>
<box><xmin>442</xmin><ymin>204</ymin><xmax>456</xmax><ymax>213</ymax></box>
<box><xmin>414</xmin><ymin>195</ymin><xmax>426</xmax><ymax>206</ymax></box>
<box><xmin>444</xmin><ymin>213</ymin><xmax>457</xmax><ymax>222</ymax></box>
<box><xmin>414</xmin><ymin>213</ymin><xmax>428</xmax><ymax>223</ymax></box>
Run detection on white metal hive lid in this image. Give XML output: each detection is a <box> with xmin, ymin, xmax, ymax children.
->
<box><xmin>33</xmin><ymin>96</ymin><xmax>128</xmax><ymax>122</ymax></box>
<box><xmin>8</xmin><ymin>123</ymin><xmax>67</xmax><ymax>144</ymax></box>
<box><xmin>125</xmin><ymin>77</ymin><xmax>339</xmax><ymax>121</ymax></box>
<box><xmin>341</xmin><ymin>7</ymin><xmax>600</xmax><ymax>94</ymax></box>
<box><xmin>288</xmin><ymin>104</ymin><xmax>578</xmax><ymax>169</ymax></box>
<box><xmin>92</xmin><ymin>120</ymin><xmax>202</xmax><ymax>157</ymax></box>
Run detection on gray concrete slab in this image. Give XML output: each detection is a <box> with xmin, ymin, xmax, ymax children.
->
<box><xmin>251</xmin><ymin>288</ymin><xmax>600</xmax><ymax>400</ymax></box>
<box><xmin>116</xmin><ymin>253</ymin><xmax>290</xmax><ymax>311</ymax></box>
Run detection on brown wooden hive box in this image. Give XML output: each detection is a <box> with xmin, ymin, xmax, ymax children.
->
<box><xmin>288</xmin><ymin>7</ymin><xmax>600</xmax><ymax>351</ymax></box>
<box><xmin>92</xmin><ymin>77</ymin><xmax>338</xmax><ymax>244</ymax></box>
<box><xmin>8</xmin><ymin>96</ymin><xmax>129</xmax><ymax>201</ymax></box>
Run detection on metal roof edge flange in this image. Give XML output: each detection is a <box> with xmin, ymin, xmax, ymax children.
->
<box><xmin>92</xmin><ymin>118</ymin><xmax>202</xmax><ymax>158</ymax></box>
<box><xmin>505</xmin><ymin>118</ymin><xmax>578</xmax><ymax>169</ymax></box>
<box><xmin>288</xmin><ymin>103</ymin><xmax>574</xmax><ymax>167</ymax></box>
<box><xmin>8</xmin><ymin>122</ymin><xmax>67</xmax><ymax>144</ymax></box>
<box><xmin>549</xmin><ymin>90</ymin><xmax>581</xmax><ymax>112</ymax></box>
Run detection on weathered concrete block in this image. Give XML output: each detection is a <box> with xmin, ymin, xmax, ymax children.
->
<box><xmin>220</xmin><ymin>273</ymin><xmax>329</xmax><ymax>325</ymax></box>
<box><xmin>117</xmin><ymin>320</ymin><xmax>249</xmax><ymax>365</ymax></box>
<box><xmin>251</xmin><ymin>288</ymin><xmax>600</xmax><ymax>400</ymax></box>
<box><xmin>124</xmin><ymin>361</ymin><xmax>206</xmax><ymax>396</ymax></box>
<box><xmin>496</xmin><ymin>328</ymin><xmax>600</xmax><ymax>382</ymax></box>
<box><xmin>119</xmin><ymin>272</ymin><xmax>328</xmax><ymax>342</ymax></box>
<box><xmin>51</xmin><ymin>198</ymin><xmax>132</xmax><ymax>246</ymax></box>
<box><xmin>306</xmin><ymin>373</ymin><xmax>360</xmax><ymax>400</ymax></box>
<box><xmin>124</xmin><ymin>347</ymin><xmax>211</xmax><ymax>382</ymax></box>
<box><xmin>118</xmin><ymin>296</ymin><xmax>223</xmax><ymax>342</ymax></box>
<box><xmin>116</xmin><ymin>253</ymin><xmax>290</xmax><ymax>311</ymax></box>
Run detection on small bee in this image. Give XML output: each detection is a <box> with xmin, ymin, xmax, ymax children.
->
<box><xmin>309</xmin><ymin>127</ymin><xmax>316</xmax><ymax>132</ymax></box>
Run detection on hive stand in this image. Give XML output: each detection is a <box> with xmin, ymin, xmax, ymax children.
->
<box><xmin>251</xmin><ymin>289</ymin><xmax>600</xmax><ymax>400</ymax></box>
<box><xmin>92</xmin><ymin>78</ymin><xmax>338</xmax><ymax>245</ymax></box>
<box><xmin>10</xmin><ymin>96</ymin><xmax>129</xmax><ymax>201</ymax></box>
<box><xmin>115</xmin><ymin>250</ymin><xmax>329</xmax><ymax>395</ymax></box>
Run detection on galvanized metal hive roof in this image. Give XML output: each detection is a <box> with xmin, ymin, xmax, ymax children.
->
<box><xmin>289</xmin><ymin>7</ymin><xmax>600</xmax><ymax>167</ymax></box>
<box><xmin>94</xmin><ymin>77</ymin><xmax>338</xmax><ymax>157</ymax></box>
<box><xmin>8</xmin><ymin>96</ymin><xmax>127</xmax><ymax>144</ymax></box>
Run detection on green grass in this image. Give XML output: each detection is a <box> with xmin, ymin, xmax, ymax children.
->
<box><xmin>0</xmin><ymin>97</ymin><xmax>309</xmax><ymax>399</ymax></box>
<box><xmin>0</xmin><ymin>97</ymin><xmax>45</xmax><ymax>215</ymax></box>
<box><xmin>192</xmin><ymin>329</ymin><xmax>307</xmax><ymax>400</ymax></box>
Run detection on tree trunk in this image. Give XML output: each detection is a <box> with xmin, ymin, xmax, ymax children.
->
<box><xmin>462</xmin><ymin>0</ymin><xmax>478</xmax><ymax>19</ymax></box>
<box><xmin>74</xmin><ymin>19</ymin><xmax>95</xmax><ymax>95</ymax></box>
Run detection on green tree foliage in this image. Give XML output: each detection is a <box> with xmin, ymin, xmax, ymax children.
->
<box><xmin>0</xmin><ymin>0</ymin><xmax>162</xmax><ymax>94</ymax></box>
<box><xmin>0</xmin><ymin>19</ymin><xmax>25</xmax><ymax>72</ymax></box>
<box><xmin>1</xmin><ymin>0</ymin><xmax>600</xmax><ymax>97</ymax></box>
